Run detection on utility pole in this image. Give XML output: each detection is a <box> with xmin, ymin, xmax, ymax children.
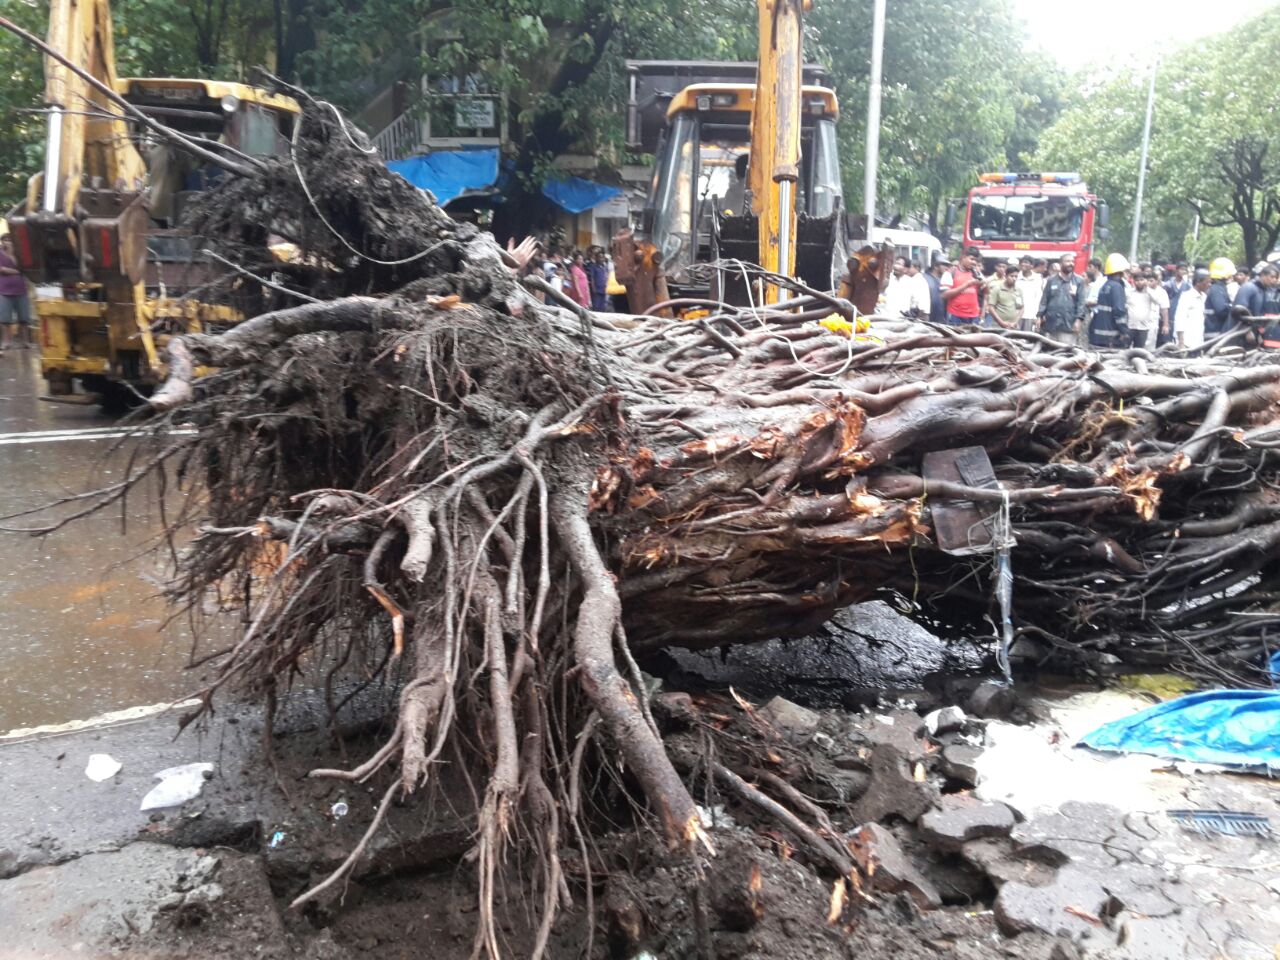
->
<box><xmin>1129</xmin><ymin>57</ymin><xmax>1158</xmax><ymax>261</ymax></box>
<box><xmin>863</xmin><ymin>0</ymin><xmax>886</xmax><ymax>230</ymax></box>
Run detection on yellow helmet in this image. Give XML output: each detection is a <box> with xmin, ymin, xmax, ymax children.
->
<box><xmin>1103</xmin><ymin>252</ymin><xmax>1130</xmax><ymax>275</ymax></box>
<box><xmin>1209</xmin><ymin>257</ymin><xmax>1236</xmax><ymax>280</ymax></box>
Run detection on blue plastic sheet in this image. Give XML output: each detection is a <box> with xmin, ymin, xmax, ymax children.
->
<box><xmin>387</xmin><ymin>148</ymin><xmax>500</xmax><ymax>205</ymax></box>
<box><xmin>1078</xmin><ymin>690</ymin><xmax>1280</xmax><ymax>769</ymax></box>
<box><xmin>541</xmin><ymin>176</ymin><xmax>622</xmax><ymax>214</ymax></box>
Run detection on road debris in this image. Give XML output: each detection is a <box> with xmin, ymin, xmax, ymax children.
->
<box><xmin>84</xmin><ymin>753</ymin><xmax>121</xmax><ymax>782</ymax></box>
<box><xmin>139</xmin><ymin>763</ymin><xmax>214</xmax><ymax>811</ymax></box>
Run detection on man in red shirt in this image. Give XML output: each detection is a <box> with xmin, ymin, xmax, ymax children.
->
<box><xmin>940</xmin><ymin>247</ymin><xmax>984</xmax><ymax>325</ymax></box>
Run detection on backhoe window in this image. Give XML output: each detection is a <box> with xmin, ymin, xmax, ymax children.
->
<box><xmin>650</xmin><ymin>114</ymin><xmax>697</xmax><ymax>275</ymax></box>
<box><xmin>696</xmin><ymin>138</ymin><xmax>748</xmax><ymax>228</ymax></box>
<box><xmin>650</xmin><ymin>118</ymin><xmax>753</xmax><ymax>279</ymax></box>
<box><xmin>234</xmin><ymin>104</ymin><xmax>286</xmax><ymax>157</ymax></box>
<box><xmin>647</xmin><ymin>108</ymin><xmax>842</xmax><ymax>282</ymax></box>
<box><xmin>809</xmin><ymin>119</ymin><xmax>841</xmax><ymax>219</ymax></box>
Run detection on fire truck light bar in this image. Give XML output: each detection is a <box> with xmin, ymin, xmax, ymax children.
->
<box><xmin>978</xmin><ymin>172</ymin><xmax>1082</xmax><ymax>185</ymax></box>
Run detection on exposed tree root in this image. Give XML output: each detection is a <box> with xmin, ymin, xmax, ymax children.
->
<box><xmin>14</xmin><ymin>87</ymin><xmax>1280</xmax><ymax>955</ymax></box>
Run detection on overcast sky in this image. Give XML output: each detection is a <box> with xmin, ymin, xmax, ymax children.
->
<box><xmin>1009</xmin><ymin>0</ymin><xmax>1273</xmax><ymax>69</ymax></box>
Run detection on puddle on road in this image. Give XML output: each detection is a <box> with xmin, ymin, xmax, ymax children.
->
<box><xmin>0</xmin><ymin>353</ymin><xmax>231</xmax><ymax>731</ymax></box>
<box><xmin>0</xmin><ymin>440</ymin><xmax>226</xmax><ymax>731</ymax></box>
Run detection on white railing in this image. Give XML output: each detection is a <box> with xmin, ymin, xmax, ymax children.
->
<box><xmin>371</xmin><ymin>111</ymin><xmax>422</xmax><ymax>162</ymax></box>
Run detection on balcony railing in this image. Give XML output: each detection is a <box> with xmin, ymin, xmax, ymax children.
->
<box><xmin>371</xmin><ymin>92</ymin><xmax>508</xmax><ymax>162</ymax></box>
<box><xmin>371</xmin><ymin>110</ymin><xmax>422</xmax><ymax>162</ymax></box>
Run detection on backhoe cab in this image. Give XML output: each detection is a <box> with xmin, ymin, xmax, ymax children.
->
<box><xmin>646</xmin><ymin>81</ymin><xmax>844</xmax><ymax>303</ymax></box>
<box><xmin>620</xmin><ymin>56</ymin><xmax>848</xmax><ymax>311</ymax></box>
<box><xmin>10</xmin><ymin>78</ymin><xmax>297</xmax><ymax>286</ymax></box>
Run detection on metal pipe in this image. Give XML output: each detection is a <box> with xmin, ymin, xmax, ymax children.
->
<box><xmin>777</xmin><ymin>179</ymin><xmax>794</xmax><ymax>303</ymax></box>
<box><xmin>863</xmin><ymin>0</ymin><xmax>886</xmax><ymax>224</ymax></box>
<box><xmin>627</xmin><ymin>68</ymin><xmax>639</xmax><ymax>148</ymax></box>
<box><xmin>1129</xmin><ymin>57</ymin><xmax>1158</xmax><ymax>261</ymax></box>
<box><xmin>42</xmin><ymin>105</ymin><xmax>63</xmax><ymax>213</ymax></box>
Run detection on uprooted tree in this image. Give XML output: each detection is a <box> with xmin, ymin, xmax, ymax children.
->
<box><xmin>11</xmin><ymin>86</ymin><xmax>1280</xmax><ymax>953</ymax></box>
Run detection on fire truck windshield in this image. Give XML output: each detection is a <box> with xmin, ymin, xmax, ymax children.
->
<box><xmin>968</xmin><ymin>194</ymin><xmax>1086</xmax><ymax>243</ymax></box>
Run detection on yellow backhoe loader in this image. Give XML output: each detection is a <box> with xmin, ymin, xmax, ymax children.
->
<box><xmin>4</xmin><ymin>0</ymin><xmax>298</xmax><ymax>410</ymax></box>
<box><xmin>615</xmin><ymin>0</ymin><xmax>889</xmax><ymax>314</ymax></box>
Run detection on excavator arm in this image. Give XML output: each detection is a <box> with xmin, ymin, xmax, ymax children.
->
<box><xmin>9</xmin><ymin>0</ymin><xmax>148</xmax><ymax>285</ymax></box>
<box><xmin>619</xmin><ymin>2</ymin><xmax>866</xmax><ymax>312</ymax></box>
<box><xmin>749</xmin><ymin>0</ymin><xmax>805</xmax><ymax>294</ymax></box>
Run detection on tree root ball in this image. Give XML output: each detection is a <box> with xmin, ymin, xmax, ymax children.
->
<box><xmin>14</xmin><ymin>87</ymin><xmax>1280</xmax><ymax>956</ymax></box>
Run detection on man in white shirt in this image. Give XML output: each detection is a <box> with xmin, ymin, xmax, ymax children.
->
<box><xmin>1227</xmin><ymin>268</ymin><xmax>1247</xmax><ymax>303</ymax></box>
<box><xmin>1144</xmin><ymin>270</ymin><xmax>1170</xmax><ymax>345</ymax></box>
<box><xmin>904</xmin><ymin>260</ymin><xmax>931</xmax><ymax>318</ymax></box>
<box><xmin>1014</xmin><ymin>256</ymin><xmax>1044</xmax><ymax>332</ymax></box>
<box><xmin>882</xmin><ymin>256</ymin><xmax>926</xmax><ymax>317</ymax></box>
<box><xmin>1175</xmin><ymin>268</ymin><xmax>1212</xmax><ymax>350</ymax></box>
<box><xmin>1084</xmin><ymin>257</ymin><xmax>1106</xmax><ymax>346</ymax></box>
<box><xmin>1126</xmin><ymin>272</ymin><xmax>1159</xmax><ymax>349</ymax></box>
<box><xmin>881</xmin><ymin>257</ymin><xmax>910</xmax><ymax>316</ymax></box>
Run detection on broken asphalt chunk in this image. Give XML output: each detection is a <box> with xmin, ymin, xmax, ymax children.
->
<box><xmin>850</xmin><ymin>823</ymin><xmax>942</xmax><ymax>910</ymax></box>
<box><xmin>919</xmin><ymin>795</ymin><xmax>1016</xmax><ymax>851</ymax></box>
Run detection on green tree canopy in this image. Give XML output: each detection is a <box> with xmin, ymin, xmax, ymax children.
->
<box><xmin>1033</xmin><ymin>7</ymin><xmax>1280</xmax><ymax>265</ymax></box>
<box><xmin>1</xmin><ymin>0</ymin><xmax>48</xmax><ymax>210</ymax></box>
<box><xmin>809</xmin><ymin>0</ymin><xmax>1065</xmax><ymax>234</ymax></box>
<box><xmin>3</xmin><ymin>0</ymin><xmax>1066</xmax><ymax>234</ymax></box>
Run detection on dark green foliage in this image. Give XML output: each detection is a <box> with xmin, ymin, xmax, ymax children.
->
<box><xmin>1</xmin><ymin>0</ymin><xmax>1065</xmax><ymax>226</ymax></box>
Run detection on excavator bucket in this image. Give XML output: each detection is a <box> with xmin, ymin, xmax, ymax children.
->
<box><xmin>711</xmin><ymin>210</ymin><xmax>844</xmax><ymax>305</ymax></box>
<box><xmin>611</xmin><ymin>228</ymin><xmax>672</xmax><ymax>317</ymax></box>
<box><xmin>839</xmin><ymin>241</ymin><xmax>895</xmax><ymax>318</ymax></box>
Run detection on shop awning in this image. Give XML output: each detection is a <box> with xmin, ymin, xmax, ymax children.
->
<box><xmin>541</xmin><ymin>175</ymin><xmax>622</xmax><ymax>214</ymax></box>
<box><xmin>387</xmin><ymin>148</ymin><xmax>500</xmax><ymax>206</ymax></box>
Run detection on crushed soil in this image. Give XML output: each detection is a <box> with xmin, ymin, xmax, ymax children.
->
<box><xmin>118</xmin><ymin>690</ymin><xmax>1079</xmax><ymax>960</ymax></box>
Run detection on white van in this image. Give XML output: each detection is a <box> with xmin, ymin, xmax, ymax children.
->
<box><xmin>869</xmin><ymin>227</ymin><xmax>942</xmax><ymax>269</ymax></box>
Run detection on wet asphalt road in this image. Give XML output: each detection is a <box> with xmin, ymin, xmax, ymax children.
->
<box><xmin>0</xmin><ymin>350</ymin><xmax>202</xmax><ymax>731</ymax></box>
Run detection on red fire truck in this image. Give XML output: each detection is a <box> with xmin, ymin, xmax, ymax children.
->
<box><xmin>954</xmin><ymin>172</ymin><xmax>1109</xmax><ymax>275</ymax></box>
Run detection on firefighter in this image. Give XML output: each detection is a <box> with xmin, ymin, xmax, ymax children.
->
<box><xmin>1233</xmin><ymin>263</ymin><xmax>1277</xmax><ymax>320</ymax></box>
<box><xmin>1242</xmin><ymin>265</ymin><xmax>1280</xmax><ymax>349</ymax></box>
<box><xmin>1204</xmin><ymin>257</ymin><xmax>1236</xmax><ymax>335</ymax></box>
<box><xmin>1088</xmin><ymin>252</ymin><xmax>1130</xmax><ymax>348</ymax></box>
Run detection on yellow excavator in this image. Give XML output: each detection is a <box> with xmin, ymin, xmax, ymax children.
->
<box><xmin>4</xmin><ymin>0</ymin><xmax>299</xmax><ymax>409</ymax></box>
<box><xmin>616</xmin><ymin>0</ymin><xmax>885</xmax><ymax>312</ymax></box>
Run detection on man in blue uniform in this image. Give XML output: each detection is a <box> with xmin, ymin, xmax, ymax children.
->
<box><xmin>1233</xmin><ymin>264</ymin><xmax>1277</xmax><ymax>319</ymax></box>
<box><xmin>1089</xmin><ymin>253</ymin><xmax>1130</xmax><ymax>349</ymax></box>
<box><xmin>1204</xmin><ymin>258</ymin><xmax>1236</xmax><ymax>336</ymax></box>
<box><xmin>1037</xmin><ymin>253</ymin><xmax>1089</xmax><ymax>344</ymax></box>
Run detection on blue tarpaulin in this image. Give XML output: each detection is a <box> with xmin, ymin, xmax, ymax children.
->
<box><xmin>541</xmin><ymin>176</ymin><xmax>622</xmax><ymax>214</ymax></box>
<box><xmin>1078</xmin><ymin>689</ymin><xmax>1280</xmax><ymax>770</ymax></box>
<box><xmin>387</xmin><ymin>148</ymin><xmax>500</xmax><ymax>205</ymax></box>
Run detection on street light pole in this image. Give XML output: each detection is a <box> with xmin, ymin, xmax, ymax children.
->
<box><xmin>1129</xmin><ymin>58</ymin><xmax>1158</xmax><ymax>261</ymax></box>
<box><xmin>863</xmin><ymin>0</ymin><xmax>886</xmax><ymax>230</ymax></box>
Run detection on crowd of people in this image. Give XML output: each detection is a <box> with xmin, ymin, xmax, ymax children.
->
<box><xmin>881</xmin><ymin>245</ymin><xmax>1280</xmax><ymax>353</ymax></box>
<box><xmin>7</xmin><ymin>218</ymin><xmax>1279</xmax><ymax>359</ymax></box>
<box><xmin>533</xmin><ymin>245</ymin><xmax>625</xmax><ymax>312</ymax></box>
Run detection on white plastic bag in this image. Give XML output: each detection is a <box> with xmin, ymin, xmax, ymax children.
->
<box><xmin>140</xmin><ymin>762</ymin><xmax>214</xmax><ymax>811</ymax></box>
<box><xmin>85</xmin><ymin>754</ymin><xmax>122</xmax><ymax>782</ymax></box>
